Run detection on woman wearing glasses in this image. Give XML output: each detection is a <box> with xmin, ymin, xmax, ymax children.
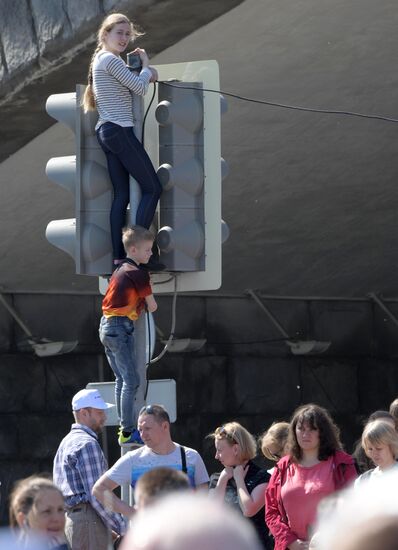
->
<box><xmin>209</xmin><ymin>422</ymin><xmax>272</xmax><ymax>549</ymax></box>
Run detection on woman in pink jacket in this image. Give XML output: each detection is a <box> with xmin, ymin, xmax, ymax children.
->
<box><xmin>265</xmin><ymin>404</ymin><xmax>357</xmax><ymax>550</ymax></box>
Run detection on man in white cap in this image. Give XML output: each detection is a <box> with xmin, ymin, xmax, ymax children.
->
<box><xmin>53</xmin><ymin>389</ymin><xmax>126</xmax><ymax>550</ymax></box>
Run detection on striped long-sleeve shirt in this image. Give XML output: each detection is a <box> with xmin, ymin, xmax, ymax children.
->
<box><xmin>93</xmin><ymin>50</ymin><xmax>152</xmax><ymax>130</ymax></box>
<box><xmin>53</xmin><ymin>423</ymin><xmax>126</xmax><ymax>535</ymax></box>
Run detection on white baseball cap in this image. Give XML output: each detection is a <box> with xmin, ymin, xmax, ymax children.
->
<box><xmin>72</xmin><ymin>389</ymin><xmax>114</xmax><ymax>411</ymax></box>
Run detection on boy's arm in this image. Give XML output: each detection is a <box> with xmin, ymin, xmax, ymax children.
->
<box><xmin>145</xmin><ymin>294</ymin><xmax>157</xmax><ymax>312</ymax></box>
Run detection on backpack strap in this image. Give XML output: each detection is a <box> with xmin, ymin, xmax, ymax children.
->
<box><xmin>180</xmin><ymin>445</ymin><xmax>187</xmax><ymax>474</ymax></box>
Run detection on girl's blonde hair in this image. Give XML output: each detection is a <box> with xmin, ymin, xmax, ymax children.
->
<box><xmin>209</xmin><ymin>422</ymin><xmax>257</xmax><ymax>462</ymax></box>
<box><xmin>9</xmin><ymin>475</ymin><xmax>63</xmax><ymax>528</ymax></box>
<box><xmin>260</xmin><ymin>421</ymin><xmax>289</xmax><ymax>461</ymax></box>
<box><xmin>362</xmin><ymin>419</ymin><xmax>398</xmax><ymax>459</ymax></box>
<box><xmin>389</xmin><ymin>398</ymin><xmax>398</xmax><ymax>427</ymax></box>
<box><xmin>82</xmin><ymin>13</ymin><xmax>144</xmax><ymax>112</ymax></box>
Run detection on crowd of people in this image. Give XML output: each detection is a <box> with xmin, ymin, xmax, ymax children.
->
<box><xmin>4</xmin><ymin>390</ymin><xmax>398</xmax><ymax>550</ymax></box>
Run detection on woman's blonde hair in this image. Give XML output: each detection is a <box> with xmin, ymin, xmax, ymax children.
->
<box><xmin>9</xmin><ymin>475</ymin><xmax>63</xmax><ymax>528</ymax></box>
<box><xmin>260</xmin><ymin>421</ymin><xmax>289</xmax><ymax>461</ymax></box>
<box><xmin>209</xmin><ymin>422</ymin><xmax>257</xmax><ymax>462</ymax></box>
<box><xmin>82</xmin><ymin>13</ymin><xmax>144</xmax><ymax>112</ymax></box>
<box><xmin>362</xmin><ymin>420</ymin><xmax>398</xmax><ymax>459</ymax></box>
<box><xmin>389</xmin><ymin>398</ymin><xmax>398</xmax><ymax>427</ymax></box>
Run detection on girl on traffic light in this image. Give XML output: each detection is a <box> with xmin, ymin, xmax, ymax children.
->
<box><xmin>83</xmin><ymin>13</ymin><xmax>163</xmax><ymax>271</ymax></box>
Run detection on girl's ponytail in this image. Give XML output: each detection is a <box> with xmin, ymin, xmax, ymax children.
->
<box><xmin>82</xmin><ymin>44</ymin><xmax>101</xmax><ymax>112</ymax></box>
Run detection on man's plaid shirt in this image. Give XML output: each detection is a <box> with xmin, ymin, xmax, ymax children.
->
<box><xmin>53</xmin><ymin>423</ymin><xmax>126</xmax><ymax>534</ymax></box>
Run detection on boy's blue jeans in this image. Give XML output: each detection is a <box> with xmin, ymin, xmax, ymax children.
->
<box><xmin>99</xmin><ymin>315</ymin><xmax>139</xmax><ymax>432</ymax></box>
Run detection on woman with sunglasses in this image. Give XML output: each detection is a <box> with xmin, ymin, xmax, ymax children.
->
<box><xmin>265</xmin><ymin>404</ymin><xmax>357</xmax><ymax>550</ymax></box>
<box><xmin>260</xmin><ymin>422</ymin><xmax>290</xmax><ymax>473</ymax></box>
<box><xmin>209</xmin><ymin>422</ymin><xmax>272</xmax><ymax>549</ymax></box>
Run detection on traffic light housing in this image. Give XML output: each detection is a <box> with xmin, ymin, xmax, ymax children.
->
<box><xmin>155</xmin><ymin>81</ymin><xmax>205</xmax><ymax>272</ymax></box>
<box><xmin>144</xmin><ymin>60</ymin><xmax>228</xmax><ymax>293</ymax></box>
<box><xmin>45</xmin><ymin>86</ymin><xmax>114</xmax><ymax>276</ymax></box>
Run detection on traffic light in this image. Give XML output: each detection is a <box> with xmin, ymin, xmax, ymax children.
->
<box><xmin>155</xmin><ymin>81</ymin><xmax>205</xmax><ymax>272</ymax></box>
<box><xmin>45</xmin><ymin>86</ymin><xmax>113</xmax><ymax>275</ymax></box>
<box><xmin>146</xmin><ymin>60</ymin><xmax>228</xmax><ymax>293</ymax></box>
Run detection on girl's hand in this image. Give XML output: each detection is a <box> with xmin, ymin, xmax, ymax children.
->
<box><xmin>148</xmin><ymin>66</ymin><xmax>158</xmax><ymax>82</ymax></box>
<box><xmin>131</xmin><ymin>47</ymin><xmax>149</xmax><ymax>67</ymax></box>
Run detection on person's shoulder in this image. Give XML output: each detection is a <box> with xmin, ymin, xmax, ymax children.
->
<box><xmin>276</xmin><ymin>455</ymin><xmax>291</xmax><ymax>468</ymax></box>
<box><xmin>356</xmin><ymin>468</ymin><xmax>375</xmax><ymax>484</ymax></box>
<box><xmin>96</xmin><ymin>50</ymin><xmax>123</xmax><ymax>69</ymax></box>
<box><xmin>63</xmin><ymin>425</ymin><xmax>97</xmax><ymax>444</ymax></box>
<box><xmin>333</xmin><ymin>449</ymin><xmax>355</xmax><ymax>465</ymax></box>
<box><xmin>124</xmin><ymin>262</ymin><xmax>148</xmax><ymax>275</ymax></box>
<box><xmin>94</xmin><ymin>49</ymin><xmax>114</xmax><ymax>66</ymax></box>
<box><xmin>178</xmin><ymin>443</ymin><xmax>198</xmax><ymax>452</ymax></box>
<box><xmin>98</xmin><ymin>50</ymin><xmax>119</xmax><ymax>62</ymax></box>
<box><xmin>178</xmin><ymin>444</ymin><xmax>203</xmax><ymax>460</ymax></box>
<box><xmin>125</xmin><ymin>265</ymin><xmax>150</xmax><ymax>284</ymax></box>
<box><xmin>127</xmin><ymin>445</ymin><xmax>152</xmax><ymax>460</ymax></box>
<box><xmin>248</xmin><ymin>460</ymin><xmax>271</xmax><ymax>481</ymax></box>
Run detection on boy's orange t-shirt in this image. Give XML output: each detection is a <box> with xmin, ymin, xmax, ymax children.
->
<box><xmin>102</xmin><ymin>261</ymin><xmax>152</xmax><ymax>321</ymax></box>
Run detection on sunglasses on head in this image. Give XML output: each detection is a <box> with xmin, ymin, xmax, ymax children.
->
<box><xmin>218</xmin><ymin>426</ymin><xmax>237</xmax><ymax>443</ymax></box>
<box><xmin>138</xmin><ymin>404</ymin><xmax>170</xmax><ymax>422</ymax></box>
<box><xmin>139</xmin><ymin>405</ymin><xmax>155</xmax><ymax>415</ymax></box>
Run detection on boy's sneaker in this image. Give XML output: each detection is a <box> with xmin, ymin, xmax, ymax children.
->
<box><xmin>118</xmin><ymin>428</ymin><xmax>144</xmax><ymax>447</ymax></box>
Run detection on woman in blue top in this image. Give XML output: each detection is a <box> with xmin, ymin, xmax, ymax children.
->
<box><xmin>83</xmin><ymin>13</ymin><xmax>163</xmax><ymax>271</ymax></box>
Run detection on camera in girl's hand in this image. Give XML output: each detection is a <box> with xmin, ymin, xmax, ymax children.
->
<box><xmin>127</xmin><ymin>52</ymin><xmax>142</xmax><ymax>72</ymax></box>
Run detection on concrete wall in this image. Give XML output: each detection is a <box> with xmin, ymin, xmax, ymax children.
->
<box><xmin>0</xmin><ymin>0</ymin><xmax>133</xmax><ymax>101</ymax></box>
<box><xmin>1</xmin><ymin>291</ymin><xmax>398</xmax><ymax>523</ymax></box>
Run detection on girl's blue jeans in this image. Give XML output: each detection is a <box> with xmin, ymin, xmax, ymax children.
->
<box><xmin>96</xmin><ymin>122</ymin><xmax>162</xmax><ymax>259</ymax></box>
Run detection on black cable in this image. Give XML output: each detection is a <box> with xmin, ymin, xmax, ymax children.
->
<box><xmin>141</xmin><ymin>81</ymin><xmax>157</xmax><ymax>146</ymax></box>
<box><xmin>158</xmin><ymin>80</ymin><xmax>398</xmax><ymax>124</ymax></box>
<box><xmin>149</xmin><ymin>275</ymin><xmax>178</xmax><ymax>365</ymax></box>
<box><xmin>144</xmin><ymin>309</ymin><xmax>151</xmax><ymax>400</ymax></box>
